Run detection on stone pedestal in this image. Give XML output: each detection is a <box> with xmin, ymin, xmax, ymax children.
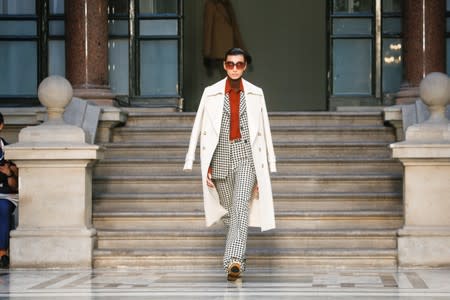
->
<box><xmin>5</xmin><ymin>76</ymin><xmax>104</xmax><ymax>268</ymax></box>
<box><xmin>391</xmin><ymin>72</ymin><xmax>450</xmax><ymax>267</ymax></box>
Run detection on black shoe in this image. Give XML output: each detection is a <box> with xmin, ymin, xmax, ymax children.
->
<box><xmin>0</xmin><ymin>255</ymin><xmax>9</xmax><ymax>269</ymax></box>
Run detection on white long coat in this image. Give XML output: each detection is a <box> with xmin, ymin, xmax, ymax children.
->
<box><xmin>184</xmin><ymin>78</ymin><xmax>276</xmax><ymax>231</ymax></box>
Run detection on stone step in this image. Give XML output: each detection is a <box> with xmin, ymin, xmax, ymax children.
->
<box><xmin>101</xmin><ymin>141</ymin><xmax>393</xmax><ymax>159</ymax></box>
<box><xmin>94</xmin><ymin>157</ymin><xmax>402</xmax><ymax>176</ymax></box>
<box><xmin>93</xmin><ymin>174</ymin><xmax>402</xmax><ymax>194</ymax></box>
<box><xmin>111</xmin><ymin>126</ymin><xmax>396</xmax><ymax>143</ymax></box>
<box><xmin>93</xmin><ymin>210</ymin><xmax>403</xmax><ymax>231</ymax></box>
<box><xmin>95</xmin><ymin>229</ymin><xmax>398</xmax><ymax>250</ymax></box>
<box><xmin>93</xmin><ymin>192</ymin><xmax>402</xmax><ymax>213</ymax></box>
<box><xmin>93</xmin><ymin>248</ymin><xmax>398</xmax><ymax>269</ymax></box>
<box><xmin>92</xmin><ymin>111</ymin><xmax>402</xmax><ymax>269</ymax></box>
<box><xmin>122</xmin><ymin>111</ymin><xmax>386</xmax><ymax>127</ymax></box>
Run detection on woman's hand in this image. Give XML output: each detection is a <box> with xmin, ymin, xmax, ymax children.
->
<box><xmin>206</xmin><ymin>167</ymin><xmax>215</xmax><ymax>188</ymax></box>
<box><xmin>0</xmin><ymin>162</ymin><xmax>13</xmax><ymax>177</ymax></box>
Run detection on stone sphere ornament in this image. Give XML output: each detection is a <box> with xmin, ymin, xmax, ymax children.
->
<box><xmin>37</xmin><ymin>76</ymin><xmax>73</xmax><ymax>122</ymax></box>
<box><xmin>419</xmin><ymin>72</ymin><xmax>450</xmax><ymax>124</ymax></box>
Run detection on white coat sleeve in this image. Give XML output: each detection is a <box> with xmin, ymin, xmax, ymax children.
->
<box><xmin>261</xmin><ymin>91</ymin><xmax>277</xmax><ymax>173</ymax></box>
<box><xmin>183</xmin><ymin>90</ymin><xmax>207</xmax><ymax>171</ymax></box>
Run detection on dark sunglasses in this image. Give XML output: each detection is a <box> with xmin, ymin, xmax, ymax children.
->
<box><xmin>224</xmin><ymin>61</ymin><xmax>246</xmax><ymax>70</ymax></box>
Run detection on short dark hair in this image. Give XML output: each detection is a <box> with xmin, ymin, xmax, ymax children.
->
<box><xmin>0</xmin><ymin>112</ymin><xmax>3</xmax><ymax>125</ymax></box>
<box><xmin>224</xmin><ymin>48</ymin><xmax>252</xmax><ymax>65</ymax></box>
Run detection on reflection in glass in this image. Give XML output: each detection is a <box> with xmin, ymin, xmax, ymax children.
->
<box><xmin>140</xmin><ymin>20</ymin><xmax>177</xmax><ymax>35</ymax></box>
<box><xmin>49</xmin><ymin>40</ymin><xmax>65</xmax><ymax>76</ymax></box>
<box><xmin>333</xmin><ymin>18</ymin><xmax>371</xmax><ymax>35</ymax></box>
<box><xmin>382</xmin><ymin>0</ymin><xmax>401</xmax><ymax>13</ymax></box>
<box><xmin>108</xmin><ymin>39</ymin><xmax>129</xmax><ymax>94</ymax></box>
<box><xmin>333</xmin><ymin>0</ymin><xmax>373</xmax><ymax>13</ymax></box>
<box><xmin>139</xmin><ymin>0</ymin><xmax>177</xmax><ymax>14</ymax></box>
<box><xmin>382</xmin><ymin>38</ymin><xmax>402</xmax><ymax>93</ymax></box>
<box><xmin>333</xmin><ymin>39</ymin><xmax>372</xmax><ymax>95</ymax></box>
<box><xmin>0</xmin><ymin>21</ymin><xmax>35</xmax><ymax>35</ymax></box>
<box><xmin>383</xmin><ymin>18</ymin><xmax>401</xmax><ymax>34</ymax></box>
<box><xmin>109</xmin><ymin>20</ymin><xmax>128</xmax><ymax>35</ymax></box>
<box><xmin>0</xmin><ymin>0</ymin><xmax>35</xmax><ymax>14</ymax></box>
<box><xmin>49</xmin><ymin>0</ymin><xmax>64</xmax><ymax>14</ymax></box>
<box><xmin>49</xmin><ymin>21</ymin><xmax>65</xmax><ymax>36</ymax></box>
<box><xmin>140</xmin><ymin>40</ymin><xmax>177</xmax><ymax>95</ymax></box>
<box><xmin>0</xmin><ymin>41</ymin><xmax>37</xmax><ymax>95</ymax></box>
<box><xmin>108</xmin><ymin>0</ymin><xmax>129</xmax><ymax>15</ymax></box>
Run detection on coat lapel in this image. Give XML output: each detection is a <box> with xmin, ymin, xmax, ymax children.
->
<box><xmin>205</xmin><ymin>78</ymin><xmax>227</xmax><ymax>137</ymax></box>
<box><xmin>242</xmin><ymin>79</ymin><xmax>262</xmax><ymax>144</ymax></box>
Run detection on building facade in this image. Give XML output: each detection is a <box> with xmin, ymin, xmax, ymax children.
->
<box><xmin>0</xmin><ymin>0</ymin><xmax>448</xmax><ymax>112</ymax></box>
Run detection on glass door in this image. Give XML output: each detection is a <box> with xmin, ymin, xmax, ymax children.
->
<box><xmin>329</xmin><ymin>0</ymin><xmax>402</xmax><ymax>108</ymax></box>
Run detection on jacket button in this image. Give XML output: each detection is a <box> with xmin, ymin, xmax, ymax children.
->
<box><xmin>259</xmin><ymin>147</ymin><xmax>262</xmax><ymax>152</ymax></box>
<box><xmin>203</xmin><ymin>131</ymin><xmax>206</xmax><ymax>135</ymax></box>
<box><xmin>258</xmin><ymin>132</ymin><xmax>262</xmax><ymax>136</ymax></box>
<box><xmin>202</xmin><ymin>146</ymin><xmax>205</xmax><ymax>150</ymax></box>
<box><xmin>261</xmin><ymin>164</ymin><xmax>264</xmax><ymax>168</ymax></box>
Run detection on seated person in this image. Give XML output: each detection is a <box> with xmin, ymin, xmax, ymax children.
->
<box><xmin>0</xmin><ymin>112</ymin><xmax>18</xmax><ymax>269</ymax></box>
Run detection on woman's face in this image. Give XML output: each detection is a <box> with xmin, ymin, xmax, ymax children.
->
<box><xmin>223</xmin><ymin>54</ymin><xmax>247</xmax><ymax>80</ymax></box>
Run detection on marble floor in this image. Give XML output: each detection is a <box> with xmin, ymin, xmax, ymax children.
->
<box><xmin>1</xmin><ymin>267</ymin><xmax>450</xmax><ymax>299</ymax></box>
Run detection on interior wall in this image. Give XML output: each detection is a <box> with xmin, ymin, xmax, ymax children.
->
<box><xmin>183</xmin><ymin>0</ymin><xmax>327</xmax><ymax>112</ymax></box>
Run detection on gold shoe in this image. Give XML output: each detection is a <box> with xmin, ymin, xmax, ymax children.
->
<box><xmin>227</xmin><ymin>262</ymin><xmax>241</xmax><ymax>281</ymax></box>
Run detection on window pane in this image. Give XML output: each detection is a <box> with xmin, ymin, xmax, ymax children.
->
<box><xmin>333</xmin><ymin>39</ymin><xmax>372</xmax><ymax>95</ymax></box>
<box><xmin>333</xmin><ymin>0</ymin><xmax>373</xmax><ymax>13</ymax></box>
<box><xmin>0</xmin><ymin>20</ymin><xmax>35</xmax><ymax>35</ymax></box>
<box><xmin>108</xmin><ymin>39</ymin><xmax>129</xmax><ymax>95</ymax></box>
<box><xmin>0</xmin><ymin>41</ymin><xmax>37</xmax><ymax>95</ymax></box>
<box><xmin>49</xmin><ymin>40</ymin><xmax>65</xmax><ymax>76</ymax></box>
<box><xmin>49</xmin><ymin>0</ymin><xmax>64</xmax><ymax>14</ymax></box>
<box><xmin>448</xmin><ymin>0</ymin><xmax>450</xmax><ymax>11</ymax></box>
<box><xmin>139</xmin><ymin>19</ymin><xmax>177</xmax><ymax>35</ymax></box>
<box><xmin>333</xmin><ymin>18</ymin><xmax>372</xmax><ymax>35</ymax></box>
<box><xmin>0</xmin><ymin>0</ymin><xmax>35</xmax><ymax>14</ymax></box>
<box><xmin>108</xmin><ymin>0</ymin><xmax>129</xmax><ymax>15</ymax></box>
<box><xmin>383</xmin><ymin>17</ymin><xmax>401</xmax><ymax>34</ymax></box>
<box><xmin>447</xmin><ymin>38</ymin><xmax>450</xmax><ymax>74</ymax></box>
<box><xmin>140</xmin><ymin>40</ymin><xmax>177</xmax><ymax>95</ymax></box>
<box><xmin>383</xmin><ymin>38</ymin><xmax>402</xmax><ymax>93</ymax></box>
<box><xmin>109</xmin><ymin>20</ymin><xmax>128</xmax><ymax>35</ymax></box>
<box><xmin>49</xmin><ymin>20</ymin><xmax>65</xmax><ymax>36</ymax></box>
<box><xmin>139</xmin><ymin>0</ymin><xmax>177</xmax><ymax>14</ymax></box>
<box><xmin>383</xmin><ymin>0</ymin><xmax>401</xmax><ymax>13</ymax></box>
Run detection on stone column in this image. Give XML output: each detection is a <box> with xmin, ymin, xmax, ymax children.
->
<box><xmin>391</xmin><ymin>72</ymin><xmax>450</xmax><ymax>267</ymax></box>
<box><xmin>396</xmin><ymin>0</ymin><xmax>446</xmax><ymax>104</ymax></box>
<box><xmin>5</xmin><ymin>76</ymin><xmax>104</xmax><ymax>268</ymax></box>
<box><xmin>65</xmin><ymin>0</ymin><xmax>115</xmax><ymax>105</ymax></box>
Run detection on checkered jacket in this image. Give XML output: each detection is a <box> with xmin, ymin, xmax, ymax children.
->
<box><xmin>210</xmin><ymin>92</ymin><xmax>253</xmax><ymax>179</ymax></box>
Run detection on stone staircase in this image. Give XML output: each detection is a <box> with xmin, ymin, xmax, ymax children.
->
<box><xmin>92</xmin><ymin>109</ymin><xmax>403</xmax><ymax>269</ymax></box>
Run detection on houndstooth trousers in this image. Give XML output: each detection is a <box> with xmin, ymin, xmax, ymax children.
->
<box><xmin>211</xmin><ymin>93</ymin><xmax>256</xmax><ymax>271</ymax></box>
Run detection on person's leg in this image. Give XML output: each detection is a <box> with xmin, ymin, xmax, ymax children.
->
<box><xmin>222</xmin><ymin>160</ymin><xmax>256</xmax><ymax>273</ymax></box>
<box><xmin>214</xmin><ymin>174</ymin><xmax>234</xmax><ymax>228</ymax></box>
<box><xmin>0</xmin><ymin>199</ymin><xmax>14</xmax><ymax>268</ymax></box>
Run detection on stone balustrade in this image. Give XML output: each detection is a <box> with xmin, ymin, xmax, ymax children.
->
<box><xmin>391</xmin><ymin>72</ymin><xmax>450</xmax><ymax>267</ymax></box>
<box><xmin>5</xmin><ymin>76</ymin><xmax>104</xmax><ymax>268</ymax></box>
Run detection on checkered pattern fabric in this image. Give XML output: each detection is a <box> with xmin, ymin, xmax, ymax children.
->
<box><xmin>215</xmin><ymin>157</ymin><xmax>256</xmax><ymax>271</ymax></box>
<box><xmin>210</xmin><ymin>92</ymin><xmax>252</xmax><ymax>179</ymax></box>
<box><xmin>210</xmin><ymin>91</ymin><xmax>256</xmax><ymax>272</ymax></box>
